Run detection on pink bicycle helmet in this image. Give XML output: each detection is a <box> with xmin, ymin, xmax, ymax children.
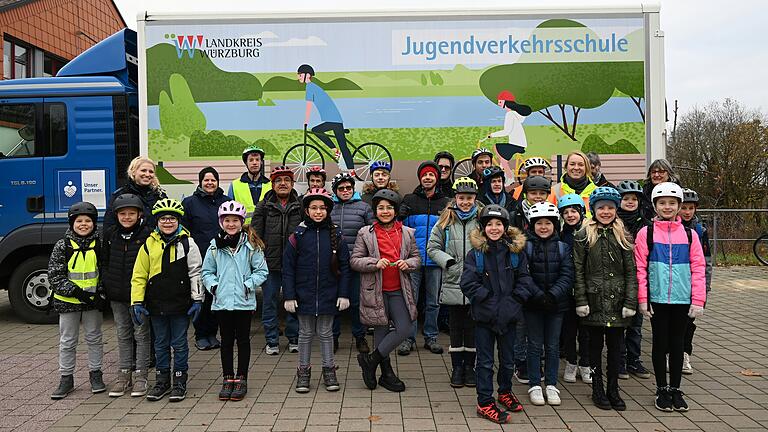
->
<box><xmin>218</xmin><ymin>200</ymin><xmax>247</xmax><ymax>227</ymax></box>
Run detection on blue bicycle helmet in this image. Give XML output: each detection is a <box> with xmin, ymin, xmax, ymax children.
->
<box><xmin>557</xmin><ymin>193</ymin><xmax>585</xmax><ymax>211</ymax></box>
<box><xmin>589</xmin><ymin>187</ymin><xmax>622</xmax><ymax>210</ymax></box>
<box><xmin>370</xmin><ymin>160</ymin><xmax>391</xmax><ymax>174</ymax></box>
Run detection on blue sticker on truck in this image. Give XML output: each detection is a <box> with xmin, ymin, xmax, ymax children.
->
<box><xmin>57</xmin><ymin>170</ymin><xmax>108</xmax><ymax>211</ymax></box>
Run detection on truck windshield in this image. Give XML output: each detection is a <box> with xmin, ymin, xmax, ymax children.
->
<box><xmin>0</xmin><ymin>104</ymin><xmax>35</xmax><ymax>158</ymax></box>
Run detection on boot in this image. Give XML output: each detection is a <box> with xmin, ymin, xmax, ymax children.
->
<box><xmin>450</xmin><ymin>352</ymin><xmax>464</xmax><ymax>388</ymax></box>
<box><xmin>108</xmin><ymin>369</ymin><xmax>133</xmax><ymax>397</ymax></box>
<box><xmin>89</xmin><ymin>370</ymin><xmax>106</xmax><ymax>394</ymax></box>
<box><xmin>169</xmin><ymin>370</ymin><xmax>188</xmax><ymax>402</ymax></box>
<box><xmin>378</xmin><ymin>356</ymin><xmax>405</xmax><ymax>392</ymax></box>
<box><xmin>146</xmin><ymin>370</ymin><xmax>171</xmax><ymax>401</ymax></box>
<box><xmin>131</xmin><ymin>370</ymin><xmax>148</xmax><ymax>397</ymax></box>
<box><xmin>218</xmin><ymin>375</ymin><xmax>235</xmax><ymax>401</ymax></box>
<box><xmin>464</xmin><ymin>351</ymin><xmax>476</xmax><ymax>387</ymax></box>
<box><xmin>590</xmin><ymin>368</ymin><xmax>611</xmax><ymax>410</ymax></box>
<box><xmin>607</xmin><ymin>379</ymin><xmax>626</xmax><ymax>411</ymax></box>
<box><xmin>358</xmin><ymin>349</ymin><xmax>383</xmax><ymax>390</ymax></box>
<box><xmin>322</xmin><ymin>367</ymin><xmax>340</xmax><ymax>392</ymax></box>
<box><xmin>51</xmin><ymin>375</ymin><xmax>74</xmax><ymax>400</ymax></box>
<box><xmin>355</xmin><ymin>337</ymin><xmax>370</xmax><ymax>354</ymax></box>
<box><xmin>230</xmin><ymin>375</ymin><xmax>247</xmax><ymax>401</ymax></box>
<box><xmin>295</xmin><ymin>366</ymin><xmax>311</xmax><ymax>393</ymax></box>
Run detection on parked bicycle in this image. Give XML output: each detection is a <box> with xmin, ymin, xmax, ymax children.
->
<box><xmin>754</xmin><ymin>232</ymin><xmax>768</xmax><ymax>265</ymax></box>
<box><xmin>451</xmin><ymin>138</ymin><xmax>525</xmax><ymax>182</ymax></box>
<box><xmin>282</xmin><ymin>126</ymin><xmax>392</xmax><ymax>183</ymax></box>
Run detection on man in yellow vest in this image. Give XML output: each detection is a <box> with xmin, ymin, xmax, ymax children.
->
<box><xmin>229</xmin><ymin>146</ymin><xmax>272</xmax><ymax>224</ymax></box>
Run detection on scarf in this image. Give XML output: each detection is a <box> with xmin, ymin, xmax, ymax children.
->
<box><xmin>157</xmin><ymin>226</ymin><xmax>181</xmax><ymax>244</ymax></box>
<box><xmin>456</xmin><ymin>205</ymin><xmax>478</xmax><ymax>221</ymax></box>
<box><xmin>563</xmin><ymin>174</ymin><xmax>591</xmax><ymax>195</ymax></box>
<box><xmin>215</xmin><ymin>230</ymin><xmax>241</xmax><ymax>249</ymax></box>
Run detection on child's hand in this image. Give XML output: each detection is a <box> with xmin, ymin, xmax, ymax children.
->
<box><xmin>394</xmin><ymin>260</ymin><xmax>409</xmax><ymax>271</ymax></box>
<box><xmin>284</xmin><ymin>300</ymin><xmax>298</xmax><ymax>313</ymax></box>
<box><xmin>639</xmin><ymin>302</ymin><xmax>653</xmax><ymax>319</ymax></box>
<box><xmin>376</xmin><ymin>258</ymin><xmax>391</xmax><ymax>269</ymax></box>
<box><xmin>622</xmin><ymin>307</ymin><xmax>636</xmax><ymax>318</ymax></box>
<box><xmin>688</xmin><ymin>304</ymin><xmax>704</xmax><ymax>318</ymax></box>
<box><xmin>337</xmin><ymin>297</ymin><xmax>350</xmax><ymax>311</ymax></box>
<box><xmin>575</xmin><ymin>305</ymin><xmax>590</xmax><ymax>318</ymax></box>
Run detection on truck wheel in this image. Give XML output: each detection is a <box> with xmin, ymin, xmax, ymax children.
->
<box><xmin>8</xmin><ymin>256</ymin><xmax>57</xmax><ymax>324</ymax></box>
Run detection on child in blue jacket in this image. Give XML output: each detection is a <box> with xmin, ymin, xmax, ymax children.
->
<box><xmin>283</xmin><ymin>188</ymin><xmax>351</xmax><ymax>393</ymax></box>
<box><xmin>201</xmin><ymin>201</ymin><xmax>268</xmax><ymax>402</ymax></box>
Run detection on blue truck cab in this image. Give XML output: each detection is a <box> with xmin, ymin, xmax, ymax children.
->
<box><xmin>0</xmin><ymin>29</ymin><xmax>139</xmax><ymax>323</ymax></box>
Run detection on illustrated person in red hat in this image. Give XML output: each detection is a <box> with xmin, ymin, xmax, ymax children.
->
<box><xmin>487</xmin><ymin>91</ymin><xmax>532</xmax><ymax>183</ymax></box>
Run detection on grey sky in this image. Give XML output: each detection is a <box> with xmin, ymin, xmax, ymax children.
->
<box><xmin>114</xmin><ymin>0</ymin><xmax>767</xmax><ymax>114</ymax></box>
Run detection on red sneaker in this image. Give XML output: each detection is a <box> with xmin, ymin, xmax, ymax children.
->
<box><xmin>476</xmin><ymin>402</ymin><xmax>510</xmax><ymax>424</ymax></box>
<box><xmin>498</xmin><ymin>392</ymin><xmax>524</xmax><ymax>412</ymax></box>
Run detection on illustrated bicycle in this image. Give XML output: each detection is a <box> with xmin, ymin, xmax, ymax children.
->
<box><xmin>451</xmin><ymin>138</ymin><xmax>525</xmax><ymax>182</ymax></box>
<box><xmin>282</xmin><ymin>126</ymin><xmax>392</xmax><ymax>183</ymax></box>
<box><xmin>754</xmin><ymin>232</ymin><xmax>768</xmax><ymax>265</ymax></box>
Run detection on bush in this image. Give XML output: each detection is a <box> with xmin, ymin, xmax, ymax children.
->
<box><xmin>581</xmin><ymin>134</ymin><xmax>639</xmax><ymax>154</ymax></box>
<box><xmin>159</xmin><ymin>74</ymin><xmax>206</xmax><ymax>138</ymax></box>
<box><xmin>189</xmin><ymin>130</ymin><xmax>279</xmax><ymax>157</ymax></box>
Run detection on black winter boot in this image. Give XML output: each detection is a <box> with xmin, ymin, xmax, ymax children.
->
<box><xmin>378</xmin><ymin>356</ymin><xmax>405</xmax><ymax>392</ymax></box>
<box><xmin>590</xmin><ymin>368</ymin><xmax>611</xmax><ymax>410</ymax></box>
<box><xmin>450</xmin><ymin>352</ymin><xmax>464</xmax><ymax>388</ymax></box>
<box><xmin>218</xmin><ymin>375</ymin><xmax>234</xmax><ymax>401</ymax></box>
<box><xmin>146</xmin><ymin>370</ymin><xmax>171</xmax><ymax>401</ymax></box>
<box><xmin>464</xmin><ymin>351</ymin><xmax>476</xmax><ymax>387</ymax></box>
<box><xmin>358</xmin><ymin>349</ymin><xmax>383</xmax><ymax>390</ymax></box>
<box><xmin>90</xmin><ymin>369</ymin><xmax>106</xmax><ymax>393</ymax></box>
<box><xmin>169</xmin><ymin>370</ymin><xmax>188</xmax><ymax>402</ymax></box>
<box><xmin>51</xmin><ymin>375</ymin><xmax>74</xmax><ymax>400</ymax></box>
<box><xmin>607</xmin><ymin>377</ymin><xmax>626</xmax><ymax>411</ymax></box>
<box><xmin>230</xmin><ymin>375</ymin><xmax>247</xmax><ymax>401</ymax></box>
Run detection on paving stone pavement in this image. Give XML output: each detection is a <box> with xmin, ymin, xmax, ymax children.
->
<box><xmin>0</xmin><ymin>267</ymin><xmax>766</xmax><ymax>431</ymax></box>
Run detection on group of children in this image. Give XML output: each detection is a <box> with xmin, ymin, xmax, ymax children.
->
<box><xmin>48</xmin><ymin>155</ymin><xmax>710</xmax><ymax>424</ymax></box>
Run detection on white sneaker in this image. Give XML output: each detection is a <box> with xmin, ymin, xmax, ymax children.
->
<box><xmin>545</xmin><ymin>385</ymin><xmax>561</xmax><ymax>406</ymax></box>
<box><xmin>265</xmin><ymin>344</ymin><xmax>280</xmax><ymax>355</ymax></box>
<box><xmin>288</xmin><ymin>342</ymin><xmax>299</xmax><ymax>353</ymax></box>
<box><xmin>682</xmin><ymin>353</ymin><xmax>693</xmax><ymax>375</ymax></box>
<box><xmin>528</xmin><ymin>385</ymin><xmax>545</xmax><ymax>406</ymax></box>
<box><xmin>578</xmin><ymin>366</ymin><xmax>592</xmax><ymax>384</ymax></box>
<box><xmin>563</xmin><ymin>363</ymin><xmax>578</xmax><ymax>383</ymax></box>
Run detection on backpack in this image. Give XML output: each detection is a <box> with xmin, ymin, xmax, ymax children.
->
<box><xmin>474</xmin><ymin>248</ymin><xmax>520</xmax><ymax>274</ymax></box>
<box><xmin>645</xmin><ymin>223</ymin><xmax>692</xmax><ymax>255</ymax></box>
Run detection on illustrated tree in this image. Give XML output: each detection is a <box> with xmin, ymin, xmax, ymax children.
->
<box><xmin>159</xmin><ymin>73</ymin><xmax>206</xmax><ymax>138</ymax></box>
<box><xmin>611</xmin><ymin>61</ymin><xmax>645</xmax><ymax>121</ymax></box>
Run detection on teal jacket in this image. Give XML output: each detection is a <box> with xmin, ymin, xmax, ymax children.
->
<box><xmin>201</xmin><ymin>233</ymin><xmax>269</xmax><ymax>311</ymax></box>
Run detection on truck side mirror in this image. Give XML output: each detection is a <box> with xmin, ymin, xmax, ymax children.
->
<box><xmin>18</xmin><ymin>125</ymin><xmax>34</xmax><ymax>141</ymax></box>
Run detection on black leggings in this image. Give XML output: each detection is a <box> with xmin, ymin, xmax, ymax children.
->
<box><xmin>587</xmin><ymin>326</ymin><xmax>623</xmax><ymax>386</ymax></box>
<box><xmin>217</xmin><ymin>310</ymin><xmax>252</xmax><ymax>378</ymax></box>
<box><xmin>650</xmin><ymin>303</ymin><xmax>689</xmax><ymax>388</ymax></box>
<box><xmin>374</xmin><ymin>291</ymin><xmax>412</xmax><ymax>357</ymax></box>
<box><xmin>448</xmin><ymin>305</ymin><xmax>475</xmax><ymax>351</ymax></box>
<box><xmin>684</xmin><ymin>317</ymin><xmax>696</xmax><ymax>355</ymax></box>
<box><xmin>561</xmin><ymin>308</ymin><xmax>590</xmax><ymax>367</ymax></box>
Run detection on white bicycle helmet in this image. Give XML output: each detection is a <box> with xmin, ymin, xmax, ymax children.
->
<box><xmin>522</xmin><ymin>157</ymin><xmax>551</xmax><ymax>172</ymax></box>
<box><xmin>651</xmin><ymin>182</ymin><xmax>684</xmax><ymax>203</ymax></box>
<box><xmin>526</xmin><ymin>202</ymin><xmax>560</xmax><ymax>222</ymax></box>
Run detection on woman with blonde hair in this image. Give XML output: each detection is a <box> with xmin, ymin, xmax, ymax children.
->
<box><xmin>549</xmin><ymin>151</ymin><xmax>596</xmax><ymax>216</ymax></box>
<box><xmin>104</xmin><ymin>157</ymin><xmax>167</xmax><ymax>231</ymax></box>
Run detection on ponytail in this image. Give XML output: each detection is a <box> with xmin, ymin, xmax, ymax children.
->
<box><xmin>245</xmin><ymin>225</ymin><xmax>265</xmax><ymax>251</ymax></box>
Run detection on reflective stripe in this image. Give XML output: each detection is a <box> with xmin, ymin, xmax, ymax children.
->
<box><xmin>68</xmin><ymin>271</ymin><xmax>99</xmax><ymax>280</ymax></box>
<box><xmin>58</xmin><ymin>239</ymin><xmax>99</xmax><ymax>305</ymax></box>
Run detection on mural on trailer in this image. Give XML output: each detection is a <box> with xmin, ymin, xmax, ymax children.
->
<box><xmin>144</xmin><ymin>16</ymin><xmax>646</xmax><ymax>184</ymax></box>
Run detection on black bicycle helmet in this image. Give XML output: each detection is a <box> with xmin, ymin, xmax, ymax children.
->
<box><xmin>523</xmin><ymin>175</ymin><xmax>551</xmax><ymax>193</ymax></box>
<box><xmin>331</xmin><ymin>172</ymin><xmax>355</xmax><ymax>192</ymax></box>
<box><xmin>434</xmin><ymin>151</ymin><xmax>455</xmax><ymax>167</ymax></box>
<box><xmin>616</xmin><ymin>180</ymin><xmax>643</xmax><ymax>196</ymax></box>
<box><xmin>371</xmin><ymin>189</ymin><xmax>402</xmax><ymax>213</ymax></box>
<box><xmin>112</xmin><ymin>194</ymin><xmax>144</xmax><ymax>212</ymax></box>
<box><xmin>68</xmin><ymin>201</ymin><xmax>98</xmax><ymax>226</ymax></box>
<box><xmin>482</xmin><ymin>165</ymin><xmax>505</xmax><ymax>182</ymax></box>
<box><xmin>297</xmin><ymin>64</ymin><xmax>315</xmax><ymax>75</ymax></box>
<box><xmin>478</xmin><ymin>204</ymin><xmax>509</xmax><ymax>229</ymax></box>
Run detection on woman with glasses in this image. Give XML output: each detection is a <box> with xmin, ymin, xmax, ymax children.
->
<box><xmin>641</xmin><ymin>159</ymin><xmax>681</xmax><ymax>220</ymax></box>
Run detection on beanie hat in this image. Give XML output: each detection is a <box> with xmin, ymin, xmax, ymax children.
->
<box><xmin>418</xmin><ymin>161</ymin><xmax>439</xmax><ymax>180</ymax></box>
<box><xmin>198</xmin><ymin>166</ymin><xmax>220</xmax><ymax>186</ymax></box>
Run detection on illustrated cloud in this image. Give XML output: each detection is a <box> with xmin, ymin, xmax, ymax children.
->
<box><xmin>263</xmin><ymin>35</ymin><xmax>327</xmax><ymax>47</ymax></box>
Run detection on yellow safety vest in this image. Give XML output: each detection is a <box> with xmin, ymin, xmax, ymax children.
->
<box><xmin>55</xmin><ymin>239</ymin><xmax>99</xmax><ymax>304</ymax></box>
<box><xmin>553</xmin><ymin>180</ymin><xmax>597</xmax><ymax>218</ymax></box>
<box><xmin>231</xmin><ymin>178</ymin><xmax>271</xmax><ymax>225</ymax></box>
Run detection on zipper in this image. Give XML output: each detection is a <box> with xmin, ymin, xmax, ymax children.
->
<box><xmin>461</xmin><ymin>221</ymin><xmax>467</xmax><ymax>306</ymax></box>
<box><xmin>667</xmin><ymin>222</ymin><xmax>673</xmax><ymax>303</ymax></box>
<box><xmin>316</xmin><ymin>227</ymin><xmax>320</xmax><ymax>316</ymax></box>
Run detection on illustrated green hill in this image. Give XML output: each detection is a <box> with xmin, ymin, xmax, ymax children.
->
<box><xmin>146</xmin><ymin>43</ymin><xmax>263</xmax><ymax>105</ymax></box>
<box><xmin>263</xmin><ymin>76</ymin><xmax>362</xmax><ymax>92</ymax></box>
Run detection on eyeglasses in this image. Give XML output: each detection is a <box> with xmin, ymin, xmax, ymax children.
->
<box><xmin>158</xmin><ymin>216</ymin><xmax>177</xmax><ymax>223</ymax></box>
<box><xmin>308</xmin><ymin>206</ymin><xmax>327</xmax><ymax>212</ymax></box>
<box><xmin>651</xmin><ymin>169</ymin><xmax>667</xmax><ymax>175</ymax></box>
<box><xmin>438</xmin><ymin>165</ymin><xmax>452</xmax><ymax>171</ymax></box>
<box><xmin>336</xmin><ymin>186</ymin><xmax>353</xmax><ymax>192</ymax></box>
<box><xmin>377</xmin><ymin>205</ymin><xmax>395</xmax><ymax>211</ymax></box>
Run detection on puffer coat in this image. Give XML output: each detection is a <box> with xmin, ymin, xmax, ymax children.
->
<box><xmin>426</xmin><ymin>208</ymin><xmax>481</xmax><ymax>306</ymax></box>
<box><xmin>251</xmin><ymin>189</ymin><xmax>302</xmax><ymax>272</ymax></box>
<box><xmin>524</xmin><ymin>231</ymin><xmax>574</xmax><ymax>313</ymax></box>
<box><xmin>330</xmin><ymin>192</ymin><xmax>374</xmax><ymax>253</ymax></box>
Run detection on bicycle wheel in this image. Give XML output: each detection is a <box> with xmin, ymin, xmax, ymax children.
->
<box><xmin>753</xmin><ymin>234</ymin><xmax>768</xmax><ymax>265</ymax></box>
<box><xmin>283</xmin><ymin>143</ymin><xmax>325</xmax><ymax>184</ymax></box>
<box><xmin>452</xmin><ymin>158</ymin><xmax>474</xmax><ymax>181</ymax></box>
<box><xmin>352</xmin><ymin>142</ymin><xmax>392</xmax><ymax>182</ymax></box>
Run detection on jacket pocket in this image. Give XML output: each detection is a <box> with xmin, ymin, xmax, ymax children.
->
<box><xmin>586</xmin><ymin>284</ymin><xmax>602</xmax><ymax>312</ymax></box>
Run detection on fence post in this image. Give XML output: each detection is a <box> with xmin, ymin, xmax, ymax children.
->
<box><xmin>711</xmin><ymin>212</ymin><xmax>718</xmax><ymax>266</ymax></box>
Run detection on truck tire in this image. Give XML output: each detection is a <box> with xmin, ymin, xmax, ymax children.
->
<box><xmin>8</xmin><ymin>256</ymin><xmax>58</xmax><ymax>324</ymax></box>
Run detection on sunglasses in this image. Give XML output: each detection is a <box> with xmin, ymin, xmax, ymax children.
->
<box><xmin>336</xmin><ymin>185</ymin><xmax>353</xmax><ymax>192</ymax></box>
<box><xmin>438</xmin><ymin>165</ymin><xmax>452</xmax><ymax>171</ymax></box>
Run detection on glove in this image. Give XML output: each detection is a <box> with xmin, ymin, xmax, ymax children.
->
<box><xmin>688</xmin><ymin>304</ymin><xmax>704</xmax><ymax>318</ymax></box>
<box><xmin>131</xmin><ymin>303</ymin><xmax>149</xmax><ymax>326</ymax></box>
<box><xmin>72</xmin><ymin>287</ymin><xmax>95</xmax><ymax>305</ymax></box>
<box><xmin>639</xmin><ymin>302</ymin><xmax>653</xmax><ymax>319</ymax></box>
<box><xmin>337</xmin><ymin>297</ymin><xmax>350</xmax><ymax>311</ymax></box>
<box><xmin>622</xmin><ymin>307</ymin><xmax>636</xmax><ymax>318</ymax></box>
<box><xmin>284</xmin><ymin>300</ymin><xmax>298</xmax><ymax>314</ymax></box>
<box><xmin>575</xmin><ymin>305</ymin><xmax>590</xmax><ymax>318</ymax></box>
<box><xmin>210</xmin><ymin>285</ymin><xmax>218</xmax><ymax>296</ymax></box>
<box><xmin>187</xmin><ymin>301</ymin><xmax>202</xmax><ymax>323</ymax></box>
<box><xmin>529</xmin><ymin>292</ymin><xmax>549</xmax><ymax>310</ymax></box>
<box><xmin>445</xmin><ymin>259</ymin><xmax>456</xmax><ymax>269</ymax></box>
<box><xmin>92</xmin><ymin>291</ymin><xmax>108</xmax><ymax>312</ymax></box>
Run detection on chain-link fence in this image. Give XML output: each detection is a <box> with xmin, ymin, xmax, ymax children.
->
<box><xmin>697</xmin><ymin>209</ymin><xmax>768</xmax><ymax>265</ymax></box>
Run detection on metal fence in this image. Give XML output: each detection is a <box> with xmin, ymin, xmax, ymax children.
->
<box><xmin>696</xmin><ymin>209</ymin><xmax>768</xmax><ymax>265</ymax></box>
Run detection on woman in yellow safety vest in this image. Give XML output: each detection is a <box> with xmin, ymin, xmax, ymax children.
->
<box><xmin>549</xmin><ymin>151</ymin><xmax>597</xmax><ymax>217</ymax></box>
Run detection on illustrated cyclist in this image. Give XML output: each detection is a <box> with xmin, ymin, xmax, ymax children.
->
<box><xmin>487</xmin><ymin>90</ymin><xmax>532</xmax><ymax>181</ymax></box>
<box><xmin>298</xmin><ymin>64</ymin><xmax>354</xmax><ymax>174</ymax></box>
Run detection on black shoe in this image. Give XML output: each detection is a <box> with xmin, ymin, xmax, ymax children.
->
<box><xmin>355</xmin><ymin>337</ymin><xmax>370</xmax><ymax>354</ymax></box>
<box><xmin>146</xmin><ymin>370</ymin><xmax>171</xmax><ymax>401</ymax></box>
<box><xmin>230</xmin><ymin>375</ymin><xmax>247</xmax><ymax>401</ymax></box>
<box><xmin>333</xmin><ymin>337</ymin><xmax>339</xmax><ymax>354</ymax></box>
<box><xmin>476</xmin><ymin>402</ymin><xmax>510</xmax><ymax>424</ymax></box>
<box><xmin>669</xmin><ymin>387</ymin><xmax>689</xmax><ymax>412</ymax></box>
<box><xmin>89</xmin><ymin>370</ymin><xmax>106</xmax><ymax>394</ymax></box>
<box><xmin>378</xmin><ymin>356</ymin><xmax>405</xmax><ymax>392</ymax></box>
<box><xmin>655</xmin><ymin>387</ymin><xmax>674</xmax><ymax>412</ymax></box>
<box><xmin>627</xmin><ymin>362</ymin><xmax>652</xmax><ymax>379</ymax></box>
<box><xmin>218</xmin><ymin>375</ymin><xmax>234</xmax><ymax>401</ymax></box>
<box><xmin>51</xmin><ymin>375</ymin><xmax>74</xmax><ymax>400</ymax></box>
<box><xmin>358</xmin><ymin>350</ymin><xmax>383</xmax><ymax>390</ymax></box>
<box><xmin>607</xmin><ymin>383</ymin><xmax>626</xmax><ymax>411</ymax></box>
<box><xmin>322</xmin><ymin>367</ymin><xmax>340</xmax><ymax>392</ymax></box>
<box><xmin>207</xmin><ymin>335</ymin><xmax>221</xmax><ymax>350</ymax></box>
<box><xmin>295</xmin><ymin>366</ymin><xmax>311</xmax><ymax>393</ymax></box>
<box><xmin>618</xmin><ymin>364</ymin><xmax>630</xmax><ymax>380</ymax></box>
<box><xmin>169</xmin><ymin>371</ymin><xmax>187</xmax><ymax>402</ymax></box>
<box><xmin>591</xmin><ymin>370</ymin><xmax>611</xmax><ymax>410</ymax></box>
<box><xmin>514</xmin><ymin>365</ymin><xmax>529</xmax><ymax>384</ymax></box>
<box><xmin>464</xmin><ymin>351</ymin><xmax>476</xmax><ymax>387</ymax></box>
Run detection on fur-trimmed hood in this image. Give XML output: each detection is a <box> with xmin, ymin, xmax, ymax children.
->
<box><xmin>469</xmin><ymin>226</ymin><xmax>527</xmax><ymax>254</ymax></box>
<box><xmin>362</xmin><ymin>181</ymin><xmax>400</xmax><ymax>195</ymax></box>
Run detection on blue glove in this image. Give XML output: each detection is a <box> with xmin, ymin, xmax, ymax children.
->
<box><xmin>187</xmin><ymin>301</ymin><xmax>202</xmax><ymax>323</ymax></box>
<box><xmin>131</xmin><ymin>303</ymin><xmax>149</xmax><ymax>326</ymax></box>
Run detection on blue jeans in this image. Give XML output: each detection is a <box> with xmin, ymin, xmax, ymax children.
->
<box><xmin>622</xmin><ymin>312</ymin><xmax>644</xmax><ymax>366</ymax></box>
<box><xmin>333</xmin><ymin>272</ymin><xmax>365</xmax><ymax>340</ymax></box>
<box><xmin>262</xmin><ymin>271</ymin><xmax>298</xmax><ymax>346</ymax></box>
<box><xmin>525</xmin><ymin>310</ymin><xmax>564</xmax><ymax>387</ymax></box>
<box><xmin>151</xmin><ymin>314</ymin><xmax>189</xmax><ymax>372</ymax></box>
<box><xmin>475</xmin><ymin>324</ymin><xmax>517</xmax><ymax>405</ymax></box>
<box><xmin>514</xmin><ymin>318</ymin><xmax>527</xmax><ymax>369</ymax></box>
<box><xmin>410</xmin><ymin>266</ymin><xmax>441</xmax><ymax>342</ymax></box>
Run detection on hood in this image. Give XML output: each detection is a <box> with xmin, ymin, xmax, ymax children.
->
<box><xmin>333</xmin><ymin>191</ymin><xmax>362</xmax><ymax>203</ymax></box>
<box><xmin>469</xmin><ymin>226</ymin><xmax>527</xmax><ymax>254</ymax></box>
<box><xmin>193</xmin><ymin>186</ymin><xmax>225</xmax><ymax>200</ymax></box>
<box><xmin>652</xmin><ymin>216</ymin><xmax>683</xmax><ymax>230</ymax></box>
<box><xmin>363</xmin><ymin>181</ymin><xmax>400</xmax><ymax>195</ymax></box>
